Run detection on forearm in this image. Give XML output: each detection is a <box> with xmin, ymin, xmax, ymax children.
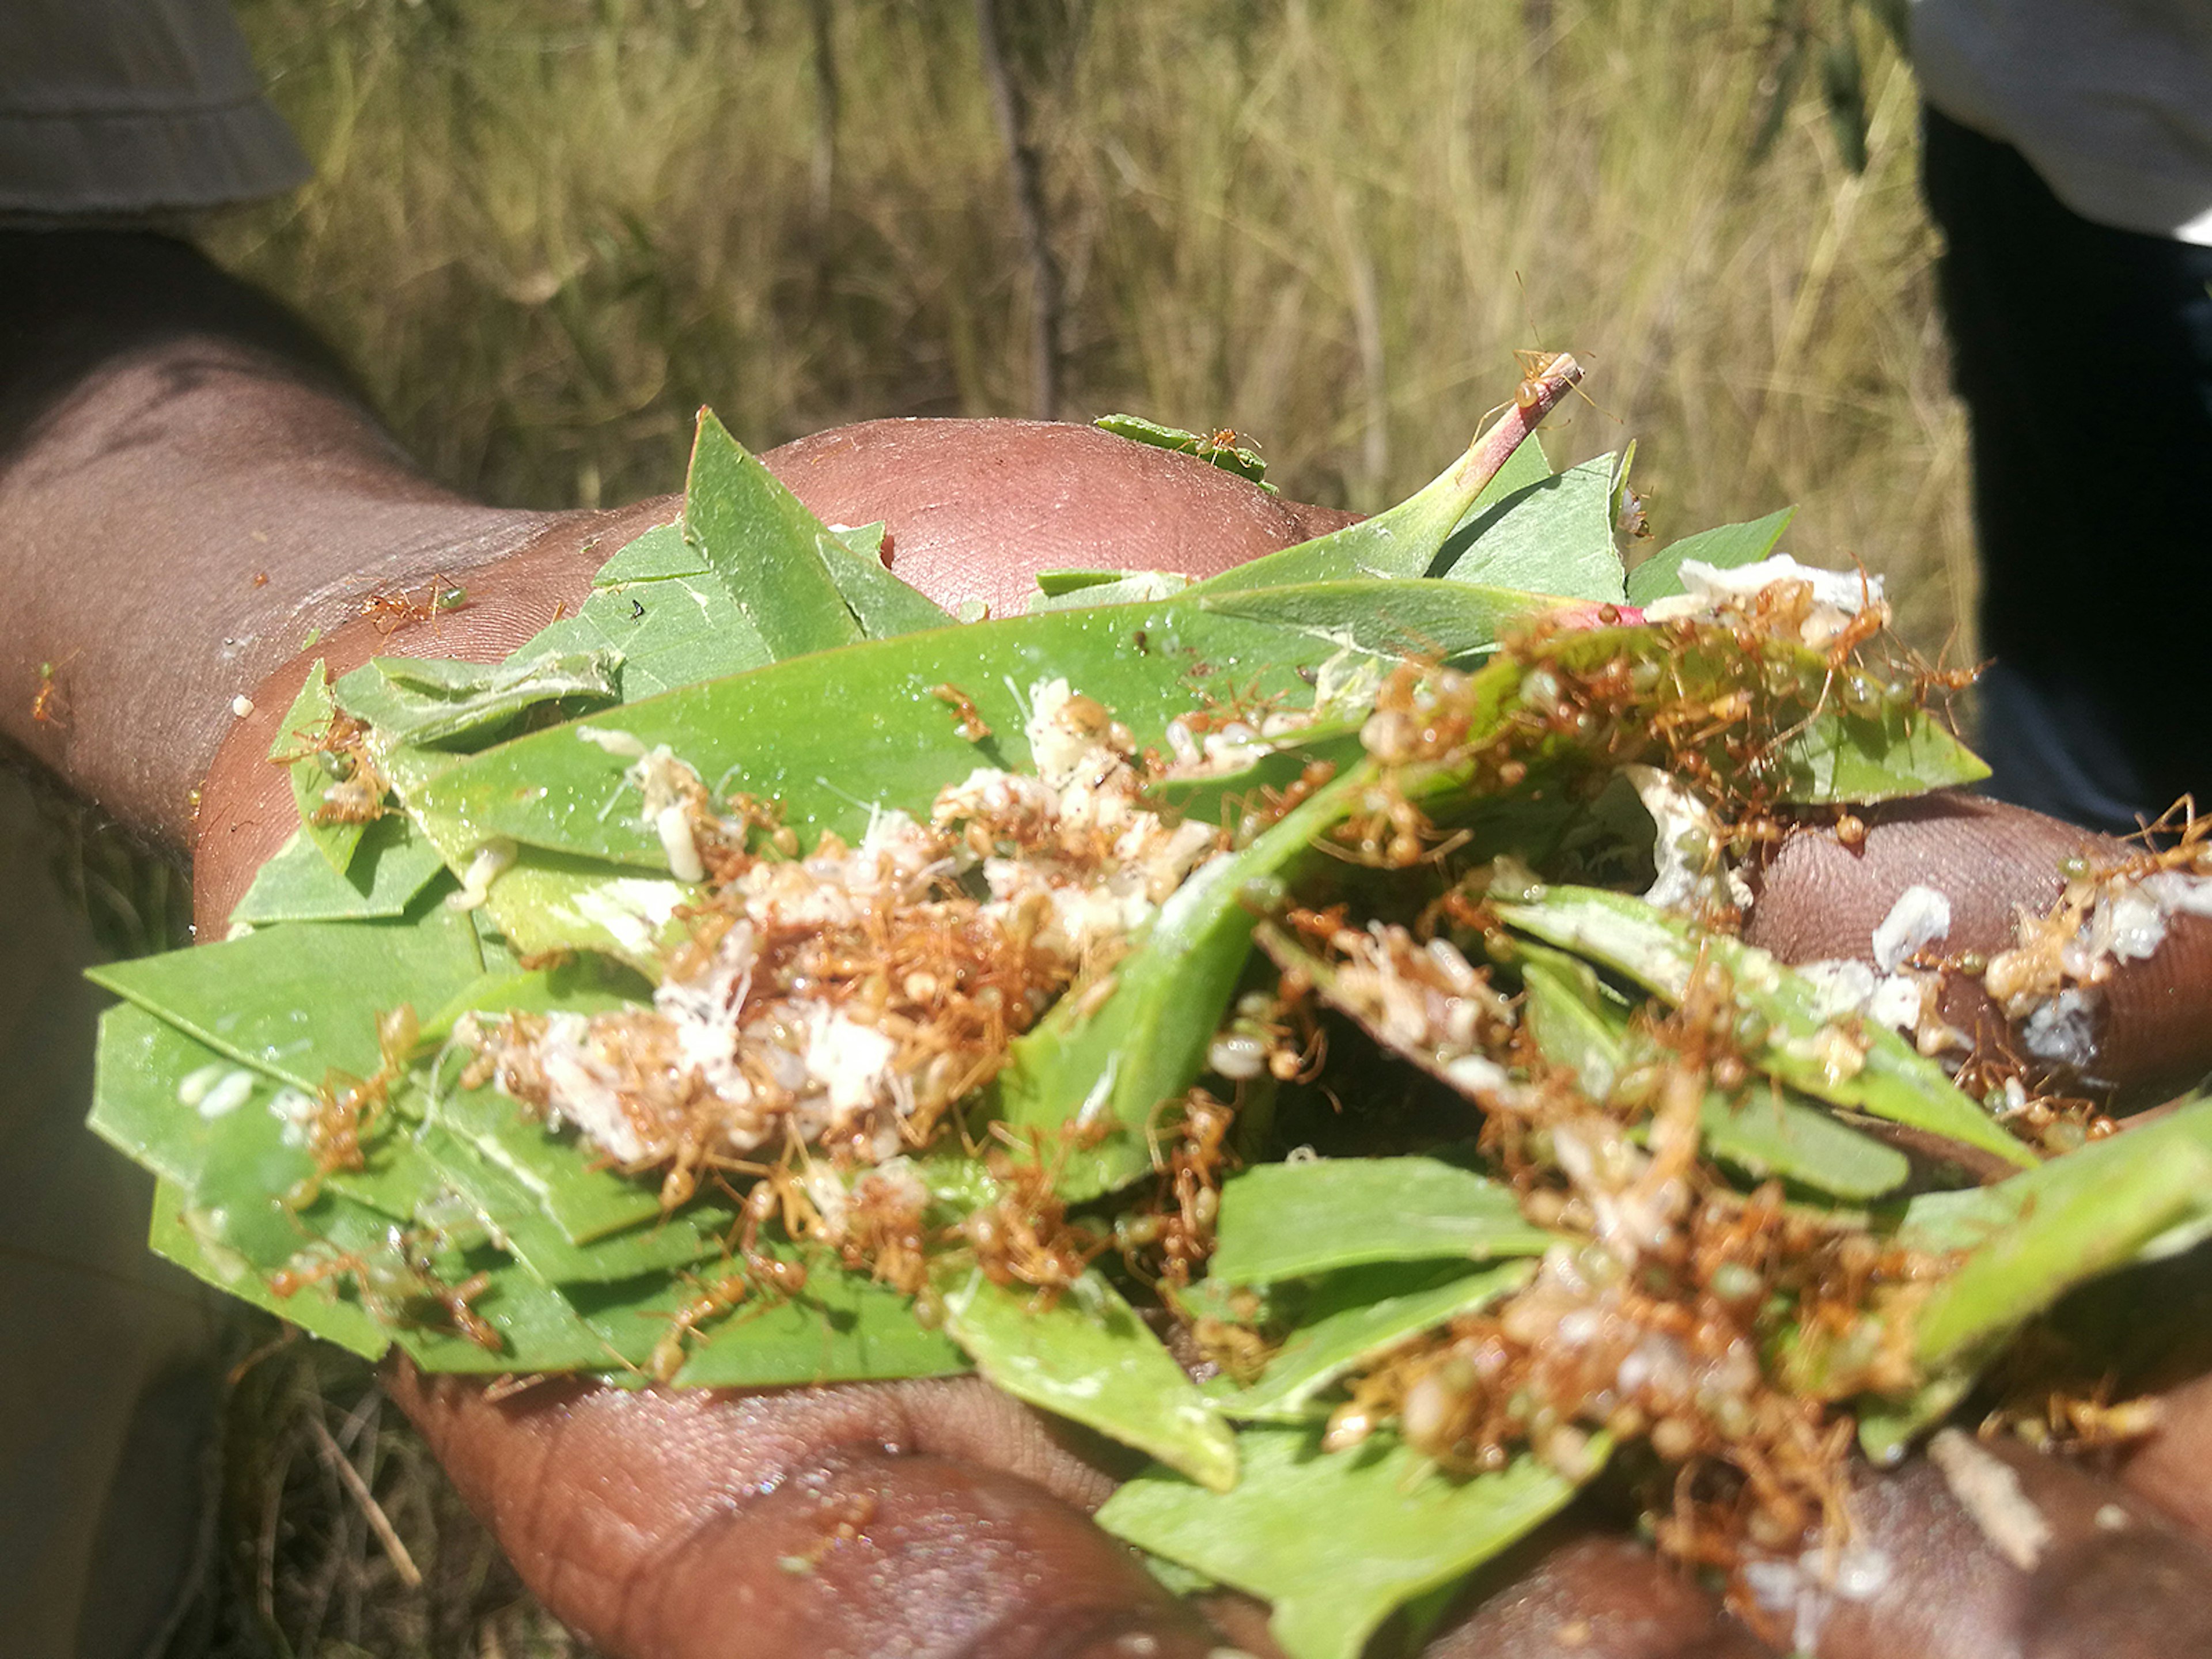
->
<box><xmin>0</xmin><ymin>230</ymin><xmax>567</xmax><ymax>843</ymax></box>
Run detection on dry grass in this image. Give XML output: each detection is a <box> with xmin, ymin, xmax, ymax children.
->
<box><xmin>214</xmin><ymin>0</ymin><xmax>1973</xmax><ymax>652</ymax></box>
<box><xmin>181</xmin><ymin>4</ymin><xmax>1976</xmax><ymax>1653</ymax></box>
<box><xmin>168</xmin><ymin>1332</ymin><xmax>585</xmax><ymax>1659</ymax></box>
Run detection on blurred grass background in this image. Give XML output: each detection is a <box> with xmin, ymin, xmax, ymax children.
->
<box><xmin>176</xmin><ymin>2</ymin><xmax>1972</xmax><ymax>1654</ymax></box>
<box><xmin>214</xmin><ymin>0</ymin><xmax>1972</xmax><ymax>655</ymax></box>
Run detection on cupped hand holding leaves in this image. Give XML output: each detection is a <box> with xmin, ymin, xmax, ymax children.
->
<box><xmin>178</xmin><ymin>419</ymin><xmax>2212</xmax><ymax>1659</ymax></box>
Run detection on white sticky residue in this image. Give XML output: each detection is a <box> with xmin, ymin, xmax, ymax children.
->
<box><xmin>1866</xmin><ymin>972</ymin><xmax>1925</xmax><ymax>1034</ymax></box>
<box><xmin>1824</xmin><ymin>1539</ymin><xmax>1893</xmax><ymax>1601</ymax></box>
<box><xmin>655</xmin><ymin>802</ymin><xmax>705</xmax><ymax>883</ymax></box>
<box><xmin>268</xmin><ymin>1086</ymin><xmax>317</xmax><ymax>1145</ymax></box>
<box><xmin>1207</xmin><ymin>1033</ymin><xmax>1268</xmax><ymax>1081</ymax></box>
<box><xmin>1075</xmin><ymin>1054</ymin><xmax>1123</xmax><ymax>1128</ymax></box>
<box><xmin>195</xmin><ymin>1069</ymin><xmax>256</xmax><ymax>1119</ymax></box>
<box><xmin>1643</xmin><ymin>553</ymin><xmax>1885</xmax><ymax>650</ymax></box>
<box><xmin>1928</xmin><ymin>1427</ymin><xmax>2052</xmax><ymax>1571</ymax></box>
<box><xmin>1443</xmin><ymin>1053</ymin><xmax>1513</xmax><ymax>1101</ymax></box>
<box><xmin>2073</xmin><ymin>868</ymin><xmax>2212</xmax><ymax>975</ymax></box>
<box><xmin>577</xmin><ymin>725</ymin><xmax>649</xmax><ymax>759</ymax></box>
<box><xmin>801</xmin><ymin>1005</ymin><xmax>898</xmax><ymax>1122</ymax></box>
<box><xmin>2081</xmin><ymin>883</ymin><xmax>2169</xmax><ymax>968</ymax></box>
<box><xmin>448</xmin><ymin>836</ymin><xmax>518</xmax><ymax>911</ymax></box>
<box><xmin>1872</xmin><ymin>884</ymin><xmax>1951</xmax><ymax>973</ymax></box>
<box><xmin>536</xmin><ymin>1014</ymin><xmax>654</xmax><ymax>1164</ymax></box>
<box><xmin>177</xmin><ymin>1063</ymin><xmax>231</xmax><ymax>1109</ymax></box>
<box><xmin>2147</xmin><ymin>870</ymin><xmax>2212</xmax><ymax>918</ymax></box>
<box><xmin>2019</xmin><ymin>987</ymin><xmax>2100</xmax><ymax>1069</ymax></box>
<box><xmin>570</xmin><ymin>877</ymin><xmax>688</xmax><ymax>955</ymax></box>
<box><xmin>1622</xmin><ymin>764</ymin><xmax>1752</xmax><ymax>910</ymax></box>
<box><xmin>1675</xmin><ymin>554</ymin><xmax>1884</xmax><ymax>614</ymax></box>
<box><xmin>1797</xmin><ymin>959</ymin><xmax>1878</xmax><ymax>1021</ymax></box>
<box><xmin>1312</xmin><ymin>646</ymin><xmax>1388</xmax><ymax>722</ymax></box>
<box><xmin>653</xmin><ymin>921</ymin><xmax>757</xmax><ymax>1104</ymax></box>
<box><xmin>1024</xmin><ymin>677</ymin><xmax>1092</xmax><ymax>787</ymax></box>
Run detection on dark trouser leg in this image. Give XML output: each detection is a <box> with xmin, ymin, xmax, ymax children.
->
<box><xmin>1921</xmin><ymin>105</ymin><xmax>2212</xmax><ymax>833</ymax></box>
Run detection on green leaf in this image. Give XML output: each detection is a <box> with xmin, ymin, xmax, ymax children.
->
<box><xmin>1624</xmin><ymin>507</ymin><xmax>1794</xmax><ymax>608</ymax></box>
<box><xmin>1195</xmin><ymin>429</ymin><xmax>1550</xmax><ymax>594</ymax></box>
<box><xmin>588</xmin><ymin>518</ymin><xmax>699</xmax><ymax>583</ymax></box>
<box><xmin>1194</xmin><ymin>578</ymin><xmax>1563</xmax><ymax>661</ymax></box>
<box><xmin>410</xmin><ymin>1125</ymin><xmax>720</xmax><ymax>1285</ymax></box>
<box><xmin>148</xmin><ymin>1178</ymin><xmax>391</xmax><ymax>1361</ymax></box>
<box><xmin>1144</xmin><ymin>724</ymin><xmax>1366</xmax><ymax>828</ymax></box>
<box><xmin>1215</xmin><ymin>1260</ymin><xmax>1533</xmax><ymax>1422</ymax></box>
<box><xmin>89</xmin><ymin>1001</ymin><xmax>313</xmax><ymax>1192</ymax></box>
<box><xmin>416</xmin><ymin>953</ymin><xmax>650</xmax><ymax>1043</ymax></box>
<box><xmin>683</xmin><ymin>408</ymin><xmax>863</xmax><ymax>661</ymax></box>
<box><xmin>1856</xmin><ymin>1103</ymin><xmax>2212</xmax><ymax>1460</ymax></box>
<box><xmin>1774</xmin><ymin>700</ymin><xmax>1991</xmax><ymax>800</ymax></box>
<box><xmin>389</xmin><ymin>1257</ymin><xmax>620</xmax><ymax>1374</ymax></box>
<box><xmin>1094</xmin><ymin>413</ymin><xmax>1272</xmax><ymax>488</ymax></box>
<box><xmin>1433</xmin><ymin>454</ymin><xmax>1628</xmax><ymax>604</ymax></box>
<box><xmin>1905</xmin><ymin>1100</ymin><xmax>2212</xmax><ymax>1370</ymax></box>
<box><xmin>427</xmin><ymin>1077</ymin><xmax>666</xmax><ymax>1245</ymax></box>
<box><xmin>1517</xmin><ymin>945</ymin><xmax>1910</xmax><ymax>1200</ymax></box>
<box><xmin>817</xmin><ymin>522</ymin><xmax>955</xmax><ymax>639</ymax></box>
<box><xmin>1210</xmin><ymin>1158</ymin><xmax>1555</xmax><ymax>1285</ymax></box>
<box><xmin>335</xmin><ymin>649</ymin><xmax>621</xmax><ymax>749</ymax></box>
<box><xmin>1494</xmin><ymin>887</ymin><xmax>2034</xmax><ymax>1169</ymax></box>
<box><xmin>941</xmin><ymin>1267</ymin><xmax>1238</xmax><ymax>1490</ymax></box>
<box><xmin>228</xmin><ymin>818</ymin><xmax>449</xmax><ymax>927</ymax></box>
<box><xmin>88</xmin><ymin>904</ymin><xmax>487</xmax><ymax>1093</ymax></box>
<box><xmin>1461</xmin><ymin>428</ymin><xmax>1553</xmax><ymax>516</ymax></box>
<box><xmin>1029</xmin><ymin>570</ymin><xmax>1194</xmax><ymax>611</ymax></box>
<box><xmin>269</xmin><ymin>660</ymin><xmax>364</xmax><ymax>874</ymax></box>
<box><xmin>1517</xmin><ymin>944</ymin><xmax>1633</xmax><ymax>1097</ymax></box>
<box><xmin>513</xmin><ymin>569</ymin><xmax>772</xmax><ymax>700</ymax></box>
<box><xmin>616</xmin><ymin>1244</ymin><xmax>969</xmax><ymax>1387</ymax></box>
<box><xmin>1696</xmin><ymin>1089</ymin><xmax>1911</xmax><ymax>1202</ymax></box>
<box><xmin>477</xmin><ymin>858</ymin><xmax>695</xmax><ymax>972</ymax></box>
<box><xmin>409</xmin><ymin>582</ymin><xmax>1520</xmax><ymax>871</ymax></box>
<box><xmin>1097</xmin><ymin>1426</ymin><xmax>1599</xmax><ymax>1659</ymax></box>
<box><xmin>396</xmin><ymin>763</ymin><xmax>695</xmax><ymax>972</ymax></box>
<box><xmin>992</xmin><ymin>774</ymin><xmax>1361</xmax><ymax>1201</ymax></box>
<box><xmin>1033</xmin><ymin>568</ymin><xmax>1135</xmax><ymax>597</ymax></box>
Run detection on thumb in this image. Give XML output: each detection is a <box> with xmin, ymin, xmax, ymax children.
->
<box><xmin>385</xmin><ymin>1361</ymin><xmax>1215</xmax><ymax>1659</ymax></box>
<box><xmin>1743</xmin><ymin>794</ymin><xmax>2212</xmax><ymax>1107</ymax></box>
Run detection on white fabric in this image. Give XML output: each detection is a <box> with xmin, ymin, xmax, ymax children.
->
<box><xmin>0</xmin><ymin>0</ymin><xmax>307</xmax><ymax>214</ymax></box>
<box><xmin>1912</xmin><ymin>0</ymin><xmax>2212</xmax><ymax>245</ymax></box>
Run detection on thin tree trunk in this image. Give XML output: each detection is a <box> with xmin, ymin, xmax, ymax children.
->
<box><xmin>974</xmin><ymin>0</ymin><xmax>1065</xmax><ymax>419</ymax></box>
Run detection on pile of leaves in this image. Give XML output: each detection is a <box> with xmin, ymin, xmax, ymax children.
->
<box><xmin>89</xmin><ymin>365</ymin><xmax>2212</xmax><ymax>1658</ymax></box>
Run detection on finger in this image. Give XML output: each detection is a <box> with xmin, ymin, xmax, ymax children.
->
<box><xmin>1423</xmin><ymin>1529</ymin><xmax>1774</xmax><ymax>1658</ymax></box>
<box><xmin>386</xmin><ymin>1362</ymin><xmax>1215</xmax><ymax>1659</ymax></box>
<box><xmin>1744</xmin><ymin>793</ymin><xmax>2212</xmax><ymax>1104</ymax></box>
<box><xmin>2122</xmin><ymin>1370</ymin><xmax>2212</xmax><ymax>1540</ymax></box>
<box><xmin>194</xmin><ymin>421</ymin><xmax>1346</xmax><ymax>931</ymax></box>
<box><xmin>766</xmin><ymin>418</ymin><xmax>1358</xmax><ymax>620</ymax></box>
<box><xmin>1797</xmin><ymin>1433</ymin><xmax>2212</xmax><ymax>1659</ymax></box>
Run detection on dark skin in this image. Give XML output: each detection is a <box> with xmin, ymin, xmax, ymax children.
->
<box><xmin>9</xmin><ymin>232</ymin><xmax>2212</xmax><ymax>1658</ymax></box>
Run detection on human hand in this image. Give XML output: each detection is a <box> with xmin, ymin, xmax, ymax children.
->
<box><xmin>193</xmin><ymin>425</ymin><xmax>2212</xmax><ymax>1658</ymax></box>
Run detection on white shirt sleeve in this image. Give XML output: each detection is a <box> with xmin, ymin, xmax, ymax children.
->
<box><xmin>1911</xmin><ymin>0</ymin><xmax>2212</xmax><ymax>246</ymax></box>
<box><xmin>0</xmin><ymin>0</ymin><xmax>308</xmax><ymax>217</ymax></box>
